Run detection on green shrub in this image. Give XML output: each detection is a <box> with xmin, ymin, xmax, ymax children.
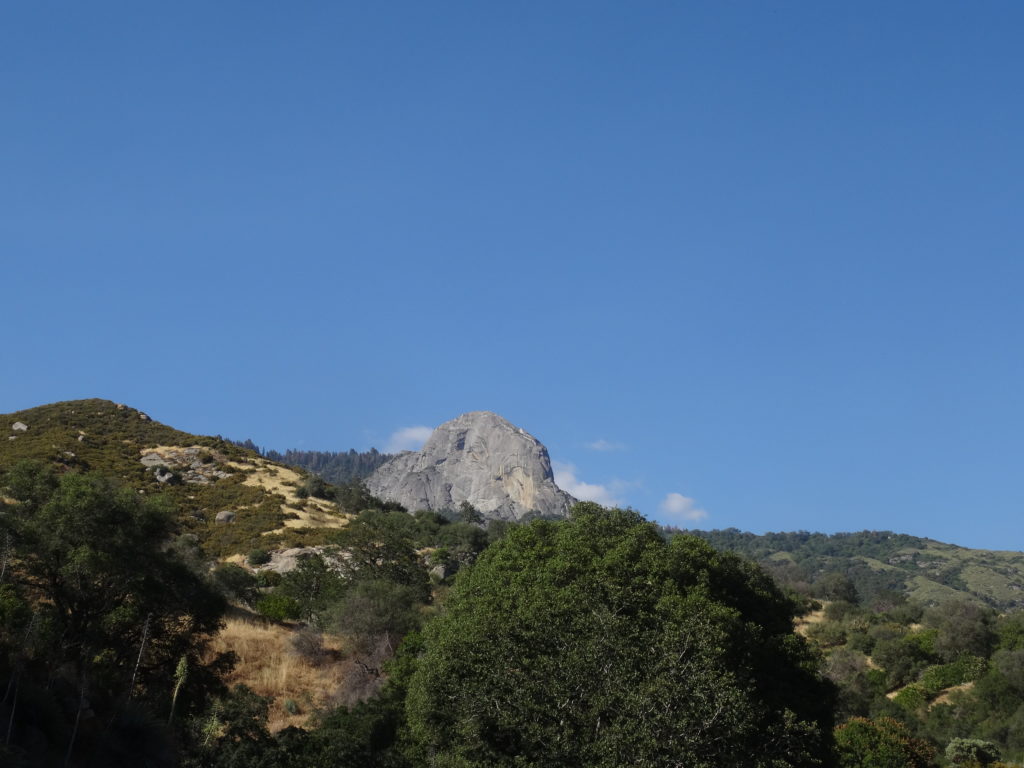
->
<box><xmin>893</xmin><ymin>684</ymin><xmax>928</xmax><ymax>711</ymax></box>
<box><xmin>247</xmin><ymin>548</ymin><xmax>272</xmax><ymax>566</ymax></box>
<box><xmin>946</xmin><ymin>737</ymin><xmax>1001</xmax><ymax>766</ymax></box>
<box><xmin>834</xmin><ymin>716</ymin><xmax>938</xmax><ymax>767</ymax></box>
<box><xmin>212</xmin><ymin>564</ymin><xmax>259</xmax><ymax>606</ymax></box>
<box><xmin>826</xmin><ymin>600</ymin><xmax>863</xmax><ymax>622</ymax></box>
<box><xmin>256</xmin><ymin>592</ymin><xmax>301</xmax><ymax>622</ymax></box>
<box><xmin>918</xmin><ymin>656</ymin><xmax>987</xmax><ymax>697</ymax></box>
<box><xmin>255</xmin><ymin>569</ymin><xmax>282</xmax><ymax>588</ymax></box>
<box><xmin>847</xmin><ymin>629</ymin><xmax>875</xmax><ymax>654</ymax></box>
<box><xmin>807</xmin><ymin>619</ymin><xmax>848</xmax><ymax>648</ymax></box>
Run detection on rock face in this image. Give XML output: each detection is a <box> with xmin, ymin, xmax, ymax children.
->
<box><xmin>366</xmin><ymin>411</ymin><xmax>576</xmax><ymax>521</ymax></box>
<box><xmin>139</xmin><ymin>446</ymin><xmax>232</xmax><ymax>485</ymax></box>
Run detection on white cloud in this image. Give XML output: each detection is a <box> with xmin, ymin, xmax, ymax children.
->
<box><xmin>658</xmin><ymin>492</ymin><xmax>708</xmax><ymax>524</ymax></box>
<box><xmin>385</xmin><ymin>426</ymin><xmax>433</xmax><ymax>453</ymax></box>
<box><xmin>552</xmin><ymin>461</ymin><xmax>623</xmax><ymax>507</ymax></box>
<box><xmin>585</xmin><ymin>439</ymin><xmax>625</xmax><ymax>452</ymax></box>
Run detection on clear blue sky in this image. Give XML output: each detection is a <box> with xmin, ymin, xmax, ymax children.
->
<box><xmin>3</xmin><ymin>2</ymin><xmax>1023</xmax><ymax>550</ymax></box>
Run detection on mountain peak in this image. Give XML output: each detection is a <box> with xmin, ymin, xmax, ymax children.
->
<box><xmin>367</xmin><ymin>412</ymin><xmax>575</xmax><ymax>520</ymax></box>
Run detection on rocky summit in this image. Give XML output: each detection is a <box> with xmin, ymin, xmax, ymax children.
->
<box><xmin>366</xmin><ymin>411</ymin><xmax>576</xmax><ymax>521</ymax></box>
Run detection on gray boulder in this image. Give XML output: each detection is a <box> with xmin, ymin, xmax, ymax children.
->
<box><xmin>215</xmin><ymin>510</ymin><xmax>235</xmax><ymax>524</ymax></box>
<box><xmin>259</xmin><ymin>546</ymin><xmax>347</xmax><ymax>574</ymax></box>
<box><xmin>11</xmin><ymin>422</ymin><xmax>27</xmax><ymax>431</ymax></box>
<box><xmin>366</xmin><ymin>411</ymin><xmax>576</xmax><ymax>522</ymax></box>
<box><xmin>140</xmin><ymin>452</ymin><xmax>165</xmax><ymax>467</ymax></box>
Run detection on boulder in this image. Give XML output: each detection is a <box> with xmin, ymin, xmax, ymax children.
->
<box><xmin>140</xmin><ymin>452</ymin><xmax>165</xmax><ymax>467</ymax></box>
<box><xmin>260</xmin><ymin>545</ymin><xmax>346</xmax><ymax>574</ymax></box>
<box><xmin>215</xmin><ymin>510</ymin><xmax>235</xmax><ymax>524</ymax></box>
<box><xmin>11</xmin><ymin>422</ymin><xmax>27</xmax><ymax>431</ymax></box>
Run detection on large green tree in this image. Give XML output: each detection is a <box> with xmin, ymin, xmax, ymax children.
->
<box><xmin>405</xmin><ymin>504</ymin><xmax>835</xmax><ymax>767</ymax></box>
<box><xmin>0</xmin><ymin>462</ymin><xmax>225</xmax><ymax>766</ymax></box>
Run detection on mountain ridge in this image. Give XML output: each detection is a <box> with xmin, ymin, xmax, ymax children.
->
<box><xmin>5</xmin><ymin>399</ymin><xmax>1024</xmax><ymax>609</ymax></box>
<box><xmin>678</xmin><ymin>527</ymin><xmax>1024</xmax><ymax>611</ymax></box>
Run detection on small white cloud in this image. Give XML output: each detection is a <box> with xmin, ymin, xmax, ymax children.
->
<box><xmin>385</xmin><ymin>426</ymin><xmax>433</xmax><ymax>453</ymax></box>
<box><xmin>552</xmin><ymin>461</ymin><xmax>623</xmax><ymax>507</ymax></box>
<box><xmin>585</xmin><ymin>439</ymin><xmax>625</xmax><ymax>452</ymax></box>
<box><xmin>658</xmin><ymin>492</ymin><xmax>707</xmax><ymax>524</ymax></box>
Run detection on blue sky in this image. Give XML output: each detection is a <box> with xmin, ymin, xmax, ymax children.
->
<box><xmin>3</xmin><ymin>3</ymin><xmax>1023</xmax><ymax>550</ymax></box>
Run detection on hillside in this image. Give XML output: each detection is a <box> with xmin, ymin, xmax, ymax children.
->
<box><xmin>1</xmin><ymin>399</ymin><xmax>350</xmax><ymax>557</ymax></box>
<box><xmin>681</xmin><ymin>528</ymin><xmax>1024</xmax><ymax>611</ymax></box>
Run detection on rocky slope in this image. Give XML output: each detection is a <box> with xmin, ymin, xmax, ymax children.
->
<box><xmin>366</xmin><ymin>411</ymin><xmax>576</xmax><ymax>521</ymax></box>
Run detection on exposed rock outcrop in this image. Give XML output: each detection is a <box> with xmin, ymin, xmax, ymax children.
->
<box><xmin>139</xmin><ymin>445</ymin><xmax>232</xmax><ymax>485</ymax></box>
<box><xmin>366</xmin><ymin>411</ymin><xmax>575</xmax><ymax>521</ymax></box>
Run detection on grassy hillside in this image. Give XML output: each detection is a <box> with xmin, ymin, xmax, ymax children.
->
<box><xmin>1</xmin><ymin>399</ymin><xmax>350</xmax><ymax>557</ymax></box>
<box><xmin>681</xmin><ymin>528</ymin><xmax>1024</xmax><ymax>611</ymax></box>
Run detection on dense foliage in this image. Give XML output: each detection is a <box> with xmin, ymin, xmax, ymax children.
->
<box><xmin>834</xmin><ymin>717</ymin><xmax>937</xmax><ymax>767</ymax></box>
<box><xmin>405</xmin><ymin>504</ymin><xmax>835</xmax><ymax>767</ymax></box>
<box><xmin>799</xmin><ymin>588</ymin><xmax>1024</xmax><ymax>764</ymax></box>
<box><xmin>0</xmin><ymin>462</ymin><xmax>227</xmax><ymax>767</ymax></box>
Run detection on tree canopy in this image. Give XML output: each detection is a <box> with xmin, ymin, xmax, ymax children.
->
<box><xmin>405</xmin><ymin>504</ymin><xmax>835</xmax><ymax>767</ymax></box>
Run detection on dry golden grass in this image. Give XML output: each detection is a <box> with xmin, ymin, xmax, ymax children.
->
<box><xmin>794</xmin><ymin>602</ymin><xmax>829</xmax><ymax>636</ymax></box>
<box><xmin>228</xmin><ymin>458</ymin><xmax>306</xmax><ymax>500</ymax></box>
<box><xmin>225</xmin><ymin>457</ymin><xmax>349</xmax><ymax>536</ymax></box>
<box><xmin>205</xmin><ymin>610</ymin><xmax>350</xmax><ymax>732</ymax></box>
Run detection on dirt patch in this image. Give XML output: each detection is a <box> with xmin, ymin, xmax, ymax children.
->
<box><xmin>931</xmin><ymin>681</ymin><xmax>974</xmax><ymax>707</ymax></box>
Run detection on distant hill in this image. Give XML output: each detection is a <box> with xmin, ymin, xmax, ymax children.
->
<box><xmin>678</xmin><ymin>528</ymin><xmax>1024</xmax><ymax>611</ymax></box>
<box><xmin>1</xmin><ymin>399</ymin><xmax>350</xmax><ymax>557</ymax></box>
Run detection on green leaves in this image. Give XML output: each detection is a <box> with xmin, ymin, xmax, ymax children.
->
<box><xmin>0</xmin><ymin>461</ymin><xmax>227</xmax><ymax>764</ymax></box>
<box><xmin>834</xmin><ymin>717</ymin><xmax>938</xmax><ymax>768</ymax></box>
<box><xmin>406</xmin><ymin>505</ymin><xmax>834</xmax><ymax>767</ymax></box>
